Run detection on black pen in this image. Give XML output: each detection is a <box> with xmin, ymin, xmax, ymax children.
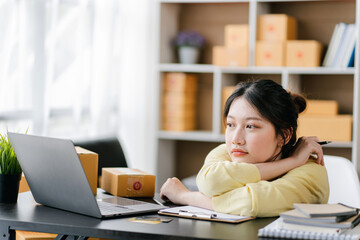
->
<box><xmin>318</xmin><ymin>141</ymin><xmax>332</xmax><ymax>145</ymax></box>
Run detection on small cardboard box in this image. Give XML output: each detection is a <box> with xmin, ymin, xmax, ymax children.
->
<box><xmin>163</xmin><ymin>91</ymin><xmax>196</xmax><ymax>108</ymax></box>
<box><xmin>19</xmin><ymin>173</ymin><xmax>30</xmax><ymax>193</ymax></box>
<box><xmin>16</xmin><ymin>230</ymin><xmax>107</xmax><ymax>240</ymax></box>
<box><xmin>16</xmin><ymin>231</ymin><xmax>57</xmax><ymax>240</ymax></box>
<box><xmin>225</xmin><ymin>24</ymin><xmax>249</xmax><ymax>47</ymax></box>
<box><xmin>19</xmin><ymin>147</ymin><xmax>98</xmax><ymax>195</ymax></box>
<box><xmin>162</xmin><ymin>107</ymin><xmax>196</xmax><ymax>119</ymax></box>
<box><xmin>222</xmin><ymin>86</ymin><xmax>236</xmax><ymax>133</ymax></box>
<box><xmin>162</xmin><ymin>116</ymin><xmax>196</xmax><ymax>131</ymax></box>
<box><xmin>286</xmin><ymin>40</ymin><xmax>323</xmax><ymax>67</ymax></box>
<box><xmin>75</xmin><ymin>147</ymin><xmax>98</xmax><ymax>195</ymax></box>
<box><xmin>164</xmin><ymin>73</ymin><xmax>198</xmax><ymax>92</ymax></box>
<box><xmin>212</xmin><ymin>46</ymin><xmax>248</xmax><ymax>66</ymax></box>
<box><xmin>297</xmin><ymin>115</ymin><xmax>352</xmax><ymax>142</ymax></box>
<box><xmin>257</xmin><ymin>14</ymin><xmax>297</xmax><ymax>41</ymax></box>
<box><xmin>255</xmin><ymin>41</ymin><xmax>286</xmax><ymax>66</ymax></box>
<box><xmin>101</xmin><ymin>168</ymin><xmax>155</xmax><ymax>197</ymax></box>
<box><xmin>303</xmin><ymin>100</ymin><xmax>339</xmax><ymax>116</ymax></box>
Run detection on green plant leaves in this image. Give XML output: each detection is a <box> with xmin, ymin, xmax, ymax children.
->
<box><xmin>0</xmin><ymin>133</ymin><xmax>22</xmax><ymax>175</ymax></box>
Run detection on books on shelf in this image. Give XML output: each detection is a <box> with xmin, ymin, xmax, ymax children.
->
<box><xmin>258</xmin><ymin>203</ymin><xmax>360</xmax><ymax>240</ymax></box>
<box><xmin>323</xmin><ymin>22</ymin><xmax>356</xmax><ymax>68</ymax></box>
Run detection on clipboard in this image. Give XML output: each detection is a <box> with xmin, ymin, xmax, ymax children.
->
<box><xmin>158</xmin><ymin>206</ymin><xmax>254</xmax><ymax>223</ymax></box>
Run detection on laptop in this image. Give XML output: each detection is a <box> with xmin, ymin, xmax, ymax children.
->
<box><xmin>8</xmin><ymin>132</ymin><xmax>166</xmax><ymax>219</ymax></box>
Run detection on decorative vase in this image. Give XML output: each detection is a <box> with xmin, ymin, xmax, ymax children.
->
<box><xmin>0</xmin><ymin>173</ymin><xmax>21</xmax><ymax>203</ymax></box>
<box><xmin>178</xmin><ymin>46</ymin><xmax>200</xmax><ymax>64</ymax></box>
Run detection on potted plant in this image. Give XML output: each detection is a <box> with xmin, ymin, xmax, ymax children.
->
<box><xmin>0</xmin><ymin>133</ymin><xmax>22</xmax><ymax>203</ymax></box>
<box><xmin>173</xmin><ymin>30</ymin><xmax>205</xmax><ymax>64</ymax></box>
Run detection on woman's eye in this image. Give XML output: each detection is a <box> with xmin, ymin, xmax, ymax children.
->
<box><xmin>226</xmin><ymin>123</ymin><xmax>234</xmax><ymax>127</ymax></box>
<box><xmin>246</xmin><ymin>124</ymin><xmax>256</xmax><ymax>129</ymax></box>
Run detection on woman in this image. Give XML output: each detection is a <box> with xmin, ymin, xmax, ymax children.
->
<box><xmin>160</xmin><ymin>79</ymin><xmax>329</xmax><ymax>217</ymax></box>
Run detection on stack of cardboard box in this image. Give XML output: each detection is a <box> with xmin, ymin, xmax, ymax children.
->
<box><xmin>256</xmin><ymin>14</ymin><xmax>323</xmax><ymax>67</ymax></box>
<box><xmin>213</xmin><ymin>24</ymin><xmax>249</xmax><ymax>66</ymax></box>
<box><xmin>162</xmin><ymin>72</ymin><xmax>198</xmax><ymax>131</ymax></box>
<box><xmin>297</xmin><ymin>100</ymin><xmax>352</xmax><ymax>142</ymax></box>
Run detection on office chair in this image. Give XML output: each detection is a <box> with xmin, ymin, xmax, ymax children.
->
<box><xmin>324</xmin><ymin>155</ymin><xmax>360</xmax><ymax>208</ymax></box>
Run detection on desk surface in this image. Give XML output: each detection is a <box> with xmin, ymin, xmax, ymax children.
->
<box><xmin>0</xmin><ymin>191</ymin><xmax>275</xmax><ymax>240</ymax></box>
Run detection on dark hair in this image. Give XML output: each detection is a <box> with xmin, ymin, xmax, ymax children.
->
<box><xmin>223</xmin><ymin>79</ymin><xmax>306</xmax><ymax>158</ymax></box>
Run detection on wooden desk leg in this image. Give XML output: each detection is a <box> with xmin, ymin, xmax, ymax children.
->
<box><xmin>0</xmin><ymin>224</ymin><xmax>15</xmax><ymax>240</ymax></box>
<box><xmin>55</xmin><ymin>235</ymin><xmax>88</xmax><ymax>240</ymax></box>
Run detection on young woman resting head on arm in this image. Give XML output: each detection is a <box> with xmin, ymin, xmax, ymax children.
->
<box><xmin>160</xmin><ymin>79</ymin><xmax>329</xmax><ymax>217</ymax></box>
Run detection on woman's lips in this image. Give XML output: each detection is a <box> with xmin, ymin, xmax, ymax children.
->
<box><xmin>232</xmin><ymin>149</ymin><xmax>247</xmax><ymax>157</ymax></box>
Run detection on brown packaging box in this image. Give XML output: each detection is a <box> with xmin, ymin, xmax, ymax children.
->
<box><xmin>303</xmin><ymin>100</ymin><xmax>339</xmax><ymax>116</ymax></box>
<box><xmin>255</xmin><ymin>41</ymin><xmax>286</xmax><ymax>66</ymax></box>
<box><xmin>297</xmin><ymin>115</ymin><xmax>352</xmax><ymax>142</ymax></box>
<box><xmin>19</xmin><ymin>147</ymin><xmax>98</xmax><ymax>195</ymax></box>
<box><xmin>222</xmin><ymin>86</ymin><xmax>236</xmax><ymax>133</ymax></box>
<box><xmin>101</xmin><ymin>168</ymin><xmax>155</xmax><ymax>197</ymax></box>
<box><xmin>212</xmin><ymin>46</ymin><xmax>249</xmax><ymax>66</ymax></box>
<box><xmin>257</xmin><ymin>14</ymin><xmax>297</xmax><ymax>41</ymax></box>
<box><xmin>164</xmin><ymin>73</ymin><xmax>198</xmax><ymax>92</ymax></box>
<box><xmin>225</xmin><ymin>24</ymin><xmax>249</xmax><ymax>47</ymax></box>
<box><xmin>286</xmin><ymin>40</ymin><xmax>323</xmax><ymax>67</ymax></box>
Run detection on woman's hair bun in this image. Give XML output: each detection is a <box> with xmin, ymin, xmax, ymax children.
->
<box><xmin>290</xmin><ymin>92</ymin><xmax>307</xmax><ymax>114</ymax></box>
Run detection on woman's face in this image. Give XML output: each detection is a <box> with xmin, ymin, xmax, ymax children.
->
<box><xmin>225</xmin><ymin>97</ymin><xmax>283</xmax><ymax>164</ymax></box>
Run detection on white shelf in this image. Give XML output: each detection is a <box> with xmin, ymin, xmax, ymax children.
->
<box><xmin>155</xmin><ymin>0</ymin><xmax>360</xmax><ymax>185</ymax></box>
<box><xmin>158</xmin><ymin>130</ymin><xmax>225</xmax><ymax>142</ymax></box>
<box><xmin>159</xmin><ymin>64</ymin><xmax>356</xmax><ymax>75</ymax></box>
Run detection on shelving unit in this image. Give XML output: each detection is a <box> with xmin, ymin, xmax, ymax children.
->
<box><xmin>155</xmin><ymin>0</ymin><xmax>360</xmax><ymax>188</ymax></box>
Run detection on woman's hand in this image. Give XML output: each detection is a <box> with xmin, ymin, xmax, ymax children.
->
<box><xmin>160</xmin><ymin>177</ymin><xmax>191</xmax><ymax>205</ymax></box>
<box><xmin>290</xmin><ymin>136</ymin><xmax>324</xmax><ymax>167</ymax></box>
<box><xmin>160</xmin><ymin>177</ymin><xmax>214</xmax><ymax>210</ymax></box>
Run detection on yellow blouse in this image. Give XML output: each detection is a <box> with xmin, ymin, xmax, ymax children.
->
<box><xmin>196</xmin><ymin>144</ymin><xmax>329</xmax><ymax>217</ymax></box>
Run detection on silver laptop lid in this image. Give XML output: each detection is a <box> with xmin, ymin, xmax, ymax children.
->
<box><xmin>8</xmin><ymin>132</ymin><xmax>102</xmax><ymax>218</ymax></box>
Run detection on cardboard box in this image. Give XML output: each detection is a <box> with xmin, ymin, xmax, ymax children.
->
<box><xmin>75</xmin><ymin>147</ymin><xmax>98</xmax><ymax>195</ymax></box>
<box><xmin>162</xmin><ymin>115</ymin><xmax>196</xmax><ymax>131</ymax></box>
<box><xmin>297</xmin><ymin>115</ymin><xmax>352</xmax><ymax>142</ymax></box>
<box><xmin>212</xmin><ymin>46</ymin><xmax>248</xmax><ymax>66</ymax></box>
<box><xmin>286</xmin><ymin>40</ymin><xmax>323</xmax><ymax>67</ymax></box>
<box><xmin>222</xmin><ymin>86</ymin><xmax>236</xmax><ymax>133</ymax></box>
<box><xmin>257</xmin><ymin>14</ymin><xmax>297</xmax><ymax>41</ymax></box>
<box><xmin>164</xmin><ymin>73</ymin><xmax>198</xmax><ymax>92</ymax></box>
<box><xmin>163</xmin><ymin>91</ymin><xmax>196</xmax><ymax>108</ymax></box>
<box><xmin>19</xmin><ymin>173</ymin><xmax>30</xmax><ymax>193</ymax></box>
<box><xmin>162</xmin><ymin>108</ymin><xmax>196</xmax><ymax>119</ymax></box>
<box><xmin>101</xmin><ymin>168</ymin><xmax>155</xmax><ymax>197</ymax></box>
<box><xmin>255</xmin><ymin>41</ymin><xmax>286</xmax><ymax>66</ymax></box>
<box><xmin>19</xmin><ymin>147</ymin><xmax>98</xmax><ymax>195</ymax></box>
<box><xmin>225</xmin><ymin>24</ymin><xmax>249</xmax><ymax>47</ymax></box>
<box><xmin>16</xmin><ymin>231</ymin><xmax>57</xmax><ymax>240</ymax></box>
<box><xmin>303</xmin><ymin>100</ymin><xmax>339</xmax><ymax>116</ymax></box>
<box><xmin>16</xmin><ymin>230</ymin><xmax>108</xmax><ymax>240</ymax></box>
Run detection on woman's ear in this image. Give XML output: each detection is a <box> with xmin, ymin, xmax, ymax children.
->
<box><xmin>282</xmin><ymin>128</ymin><xmax>293</xmax><ymax>145</ymax></box>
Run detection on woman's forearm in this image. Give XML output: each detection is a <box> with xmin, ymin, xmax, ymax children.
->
<box><xmin>182</xmin><ymin>191</ymin><xmax>214</xmax><ymax>210</ymax></box>
<box><xmin>255</xmin><ymin>157</ymin><xmax>299</xmax><ymax>181</ymax></box>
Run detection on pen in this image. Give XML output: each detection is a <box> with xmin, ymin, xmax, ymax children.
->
<box><xmin>318</xmin><ymin>141</ymin><xmax>332</xmax><ymax>145</ymax></box>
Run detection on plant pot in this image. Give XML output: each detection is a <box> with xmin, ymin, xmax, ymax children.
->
<box><xmin>0</xmin><ymin>173</ymin><xmax>21</xmax><ymax>203</ymax></box>
<box><xmin>178</xmin><ymin>46</ymin><xmax>200</xmax><ymax>64</ymax></box>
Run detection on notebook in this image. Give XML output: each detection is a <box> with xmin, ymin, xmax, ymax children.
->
<box><xmin>294</xmin><ymin>203</ymin><xmax>358</xmax><ymax>217</ymax></box>
<box><xmin>8</xmin><ymin>132</ymin><xmax>166</xmax><ymax>219</ymax></box>
<box><xmin>258</xmin><ymin>218</ymin><xmax>360</xmax><ymax>240</ymax></box>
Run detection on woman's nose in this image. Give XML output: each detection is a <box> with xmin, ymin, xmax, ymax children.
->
<box><xmin>232</xmin><ymin>128</ymin><xmax>245</xmax><ymax>145</ymax></box>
